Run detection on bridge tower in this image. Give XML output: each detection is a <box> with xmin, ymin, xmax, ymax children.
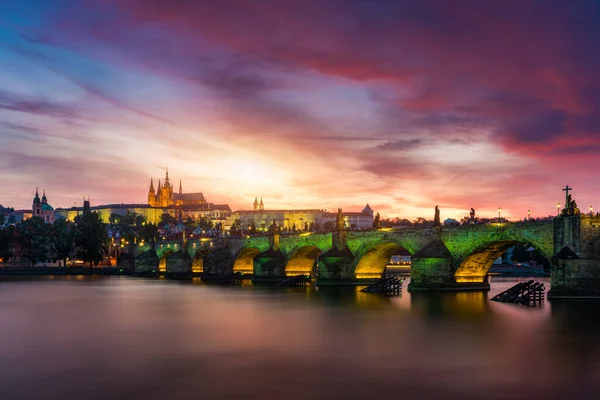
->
<box><xmin>550</xmin><ymin>209</ymin><xmax>600</xmax><ymax>298</ymax></box>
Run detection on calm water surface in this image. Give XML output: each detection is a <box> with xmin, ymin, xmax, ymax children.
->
<box><xmin>1</xmin><ymin>276</ymin><xmax>600</xmax><ymax>399</ymax></box>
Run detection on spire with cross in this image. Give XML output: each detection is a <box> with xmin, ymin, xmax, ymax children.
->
<box><xmin>563</xmin><ymin>185</ymin><xmax>572</xmax><ymax>209</ymax></box>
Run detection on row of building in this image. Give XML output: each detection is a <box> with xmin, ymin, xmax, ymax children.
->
<box><xmin>2</xmin><ymin>170</ymin><xmax>376</xmax><ymax>231</ymax></box>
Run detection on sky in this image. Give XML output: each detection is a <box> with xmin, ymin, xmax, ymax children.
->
<box><xmin>1</xmin><ymin>0</ymin><xmax>600</xmax><ymax>220</ymax></box>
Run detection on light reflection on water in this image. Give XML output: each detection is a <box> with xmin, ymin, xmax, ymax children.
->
<box><xmin>0</xmin><ymin>276</ymin><xmax>599</xmax><ymax>399</ymax></box>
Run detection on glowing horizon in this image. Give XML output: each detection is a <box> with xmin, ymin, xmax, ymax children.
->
<box><xmin>1</xmin><ymin>1</ymin><xmax>599</xmax><ymax>221</ymax></box>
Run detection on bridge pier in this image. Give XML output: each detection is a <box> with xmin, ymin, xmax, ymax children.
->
<box><xmin>407</xmin><ymin>239</ymin><xmax>490</xmax><ymax>292</ymax></box>
<box><xmin>548</xmin><ymin>215</ymin><xmax>600</xmax><ymax>299</ymax></box>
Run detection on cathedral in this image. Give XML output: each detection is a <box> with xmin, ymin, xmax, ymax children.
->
<box><xmin>148</xmin><ymin>170</ymin><xmax>207</xmax><ymax>208</ymax></box>
<box><xmin>32</xmin><ymin>188</ymin><xmax>55</xmax><ymax>223</ymax></box>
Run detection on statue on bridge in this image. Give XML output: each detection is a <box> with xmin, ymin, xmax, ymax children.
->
<box><xmin>470</xmin><ymin>208</ymin><xmax>476</xmax><ymax>219</ymax></box>
<box><xmin>433</xmin><ymin>205</ymin><xmax>441</xmax><ymax>227</ymax></box>
<box><xmin>562</xmin><ymin>185</ymin><xmax>581</xmax><ymax>216</ymax></box>
<box><xmin>269</xmin><ymin>219</ymin><xmax>280</xmax><ymax>234</ymax></box>
<box><xmin>563</xmin><ymin>193</ymin><xmax>581</xmax><ymax>216</ymax></box>
<box><xmin>336</xmin><ymin>208</ymin><xmax>345</xmax><ymax>230</ymax></box>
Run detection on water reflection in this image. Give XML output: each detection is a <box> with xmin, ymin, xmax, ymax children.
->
<box><xmin>0</xmin><ymin>276</ymin><xmax>599</xmax><ymax>399</ymax></box>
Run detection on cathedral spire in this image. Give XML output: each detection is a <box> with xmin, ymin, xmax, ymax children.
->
<box><xmin>165</xmin><ymin>168</ymin><xmax>170</xmax><ymax>186</ymax></box>
<box><xmin>33</xmin><ymin>188</ymin><xmax>41</xmax><ymax>205</ymax></box>
<box><xmin>149</xmin><ymin>178</ymin><xmax>155</xmax><ymax>191</ymax></box>
<box><xmin>259</xmin><ymin>198</ymin><xmax>264</xmax><ymax>211</ymax></box>
<box><xmin>253</xmin><ymin>197</ymin><xmax>259</xmax><ymax>210</ymax></box>
<box><xmin>179</xmin><ymin>179</ymin><xmax>182</xmax><ymax>195</ymax></box>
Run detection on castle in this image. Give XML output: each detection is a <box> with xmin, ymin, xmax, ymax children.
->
<box><xmin>148</xmin><ymin>169</ymin><xmax>207</xmax><ymax>208</ymax></box>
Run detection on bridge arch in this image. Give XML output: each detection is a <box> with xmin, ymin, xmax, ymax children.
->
<box><xmin>233</xmin><ymin>247</ymin><xmax>261</xmax><ymax>275</ymax></box>
<box><xmin>192</xmin><ymin>248</ymin><xmax>210</xmax><ymax>274</ymax></box>
<box><xmin>285</xmin><ymin>245</ymin><xmax>323</xmax><ymax>278</ymax></box>
<box><xmin>354</xmin><ymin>243</ymin><xmax>412</xmax><ymax>279</ymax></box>
<box><xmin>158</xmin><ymin>248</ymin><xmax>175</xmax><ymax>273</ymax></box>
<box><xmin>454</xmin><ymin>239</ymin><xmax>551</xmax><ymax>283</ymax></box>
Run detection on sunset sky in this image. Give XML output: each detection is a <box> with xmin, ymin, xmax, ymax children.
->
<box><xmin>1</xmin><ymin>0</ymin><xmax>600</xmax><ymax>220</ymax></box>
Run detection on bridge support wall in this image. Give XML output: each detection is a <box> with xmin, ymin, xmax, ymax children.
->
<box><xmin>549</xmin><ymin>215</ymin><xmax>600</xmax><ymax>298</ymax></box>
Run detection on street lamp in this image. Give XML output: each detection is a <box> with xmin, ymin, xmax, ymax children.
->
<box><xmin>528</xmin><ymin>210</ymin><xmax>531</xmax><ymax>220</ymax></box>
<box><xmin>557</xmin><ymin>202</ymin><xmax>560</xmax><ymax>216</ymax></box>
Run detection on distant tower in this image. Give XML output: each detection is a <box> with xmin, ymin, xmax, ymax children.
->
<box><xmin>148</xmin><ymin>178</ymin><xmax>157</xmax><ymax>206</ymax></box>
<box><xmin>83</xmin><ymin>197</ymin><xmax>91</xmax><ymax>214</ymax></box>
<box><xmin>177</xmin><ymin>179</ymin><xmax>183</xmax><ymax>206</ymax></box>
<box><xmin>253</xmin><ymin>197</ymin><xmax>259</xmax><ymax>211</ymax></box>
<box><xmin>156</xmin><ymin>178</ymin><xmax>162</xmax><ymax>206</ymax></box>
<box><xmin>161</xmin><ymin>169</ymin><xmax>174</xmax><ymax>206</ymax></box>
<box><xmin>32</xmin><ymin>188</ymin><xmax>41</xmax><ymax>216</ymax></box>
<box><xmin>259</xmin><ymin>198</ymin><xmax>264</xmax><ymax>211</ymax></box>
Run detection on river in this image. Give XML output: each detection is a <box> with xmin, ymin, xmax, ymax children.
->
<box><xmin>1</xmin><ymin>276</ymin><xmax>599</xmax><ymax>399</ymax></box>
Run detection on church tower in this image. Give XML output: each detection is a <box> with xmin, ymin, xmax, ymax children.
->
<box><xmin>161</xmin><ymin>169</ymin><xmax>174</xmax><ymax>207</ymax></box>
<box><xmin>259</xmin><ymin>198</ymin><xmax>264</xmax><ymax>211</ymax></box>
<box><xmin>156</xmin><ymin>179</ymin><xmax>162</xmax><ymax>206</ymax></box>
<box><xmin>253</xmin><ymin>197</ymin><xmax>259</xmax><ymax>210</ymax></box>
<box><xmin>176</xmin><ymin>179</ymin><xmax>183</xmax><ymax>206</ymax></box>
<box><xmin>148</xmin><ymin>178</ymin><xmax>157</xmax><ymax>207</ymax></box>
<box><xmin>32</xmin><ymin>188</ymin><xmax>41</xmax><ymax>217</ymax></box>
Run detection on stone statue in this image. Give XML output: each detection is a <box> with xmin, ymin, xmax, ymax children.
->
<box><xmin>336</xmin><ymin>208</ymin><xmax>345</xmax><ymax>230</ymax></box>
<box><xmin>571</xmin><ymin>200</ymin><xmax>580</xmax><ymax>216</ymax></box>
<box><xmin>270</xmin><ymin>219</ymin><xmax>279</xmax><ymax>233</ymax></box>
<box><xmin>470</xmin><ymin>208</ymin><xmax>476</xmax><ymax>219</ymax></box>
<box><xmin>434</xmin><ymin>205</ymin><xmax>441</xmax><ymax>227</ymax></box>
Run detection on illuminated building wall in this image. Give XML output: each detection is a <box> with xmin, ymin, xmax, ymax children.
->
<box><xmin>227</xmin><ymin>209</ymin><xmax>327</xmax><ymax>231</ymax></box>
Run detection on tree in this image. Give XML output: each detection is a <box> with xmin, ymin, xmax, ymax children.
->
<box><xmin>198</xmin><ymin>217</ymin><xmax>214</xmax><ymax>232</ymax></box>
<box><xmin>52</xmin><ymin>218</ymin><xmax>76</xmax><ymax>267</ymax></box>
<box><xmin>139</xmin><ymin>223</ymin><xmax>159</xmax><ymax>243</ymax></box>
<box><xmin>20</xmin><ymin>217</ymin><xmax>52</xmax><ymax>267</ymax></box>
<box><xmin>109</xmin><ymin>213</ymin><xmax>121</xmax><ymax>225</ymax></box>
<box><xmin>185</xmin><ymin>216</ymin><xmax>196</xmax><ymax>231</ymax></box>
<box><xmin>0</xmin><ymin>224</ymin><xmax>14</xmax><ymax>263</ymax></box>
<box><xmin>309</xmin><ymin>222</ymin><xmax>315</xmax><ymax>232</ymax></box>
<box><xmin>304</xmin><ymin>222</ymin><xmax>309</xmax><ymax>231</ymax></box>
<box><xmin>159</xmin><ymin>213</ymin><xmax>177</xmax><ymax>227</ymax></box>
<box><xmin>323</xmin><ymin>221</ymin><xmax>335</xmax><ymax>231</ymax></box>
<box><xmin>75</xmin><ymin>211</ymin><xmax>108</xmax><ymax>267</ymax></box>
<box><xmin>372</xmin><ymin>213</ymin><xmax>381</xmax><ymax>229</ymax></box>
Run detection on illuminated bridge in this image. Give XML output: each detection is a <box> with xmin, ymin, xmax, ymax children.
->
<box><xmin>128</xmin><ymin>214</ymin><xmax>600</xmax><ymax>298</ymax></box>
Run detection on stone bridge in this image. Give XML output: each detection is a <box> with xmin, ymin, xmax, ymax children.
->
<box><xmin>125</xmin><ymin>214</ymin><xmax>600</xmax><ymax>297</ymax></box>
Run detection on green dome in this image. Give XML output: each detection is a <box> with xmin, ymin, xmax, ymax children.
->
<box><xmin>41</xmin><ymin>203</ymin><xmax>54</xmax><ymax>211</ymax></box>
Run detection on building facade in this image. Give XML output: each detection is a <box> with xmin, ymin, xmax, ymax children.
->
<box><xmin>226</xmin><ymin>200</ymin><xmax>375</xmax><ymax>232</ymax></box>
<box><xmin>322</xmin><ymin>204</ymin><xmax>375</xmax><ymax>230</ymax></box>
<box><xmin>56</xmin><ymin>172</ymin><xmax>230</xmax><ymax>226</ymax></box>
